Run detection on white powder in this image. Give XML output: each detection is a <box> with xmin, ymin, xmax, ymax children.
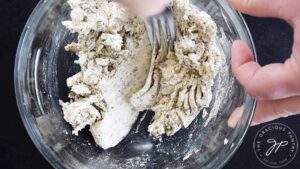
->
<box><xmin>224</xmin><ymin>138</ymin><xmax>229</xmax><ymax>145</ymax></box>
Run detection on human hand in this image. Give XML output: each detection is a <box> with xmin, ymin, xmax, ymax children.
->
<box><xmin>116</xmin><ymin>0</ymin><xmax>169</xmax><ymax>17</ymax></box>
<box><xmin>228</xmin><ymin>0</ymin><xmax>300</xmax><ymax>125</ymax></box>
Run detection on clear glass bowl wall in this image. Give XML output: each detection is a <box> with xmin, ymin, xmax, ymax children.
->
<box><xmin>15</xmin><ymin>0</ymin><xmax>256</xmax><ymax>168</ymax></box>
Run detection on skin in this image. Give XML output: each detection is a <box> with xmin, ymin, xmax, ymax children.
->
<box><xmin>228</xmin><ymin>0</ymin><xmax>300</xmax><ymax>125</ymax></box>
<box><xmin>117</xmin><ymin>0</ymin><xmax>300</xmax><ymax>126</ymax></box>
<box><xmin>115</xmin><ymin>0</ymin><xmax>169</xmax><ymax>17</ymax></box>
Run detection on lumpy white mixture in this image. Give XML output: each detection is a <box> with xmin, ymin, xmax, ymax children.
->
<box><xmin>60</xmin><ymin>0</ymin><xmax>221</xmax><ymax>149</ymax></box>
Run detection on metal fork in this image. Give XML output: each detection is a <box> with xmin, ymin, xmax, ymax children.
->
<box><xmin>145</xmin><ymin>7</ymin><xmax>176</xmax><ymax>50</ymax></box>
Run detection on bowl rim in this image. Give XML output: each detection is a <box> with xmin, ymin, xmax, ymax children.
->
<box><xmin>14</xmin><ymin>0</ymin><xmax>67</xmax><ymax>168</ymax></box>
<box><xmin>206</xmin><ymin>1</ymin><xmax>257</xmax><ymax>168</ymax></box>
<box><xmin>14</xmin><ymin>0</ymin><xmax>257</xmax><ymax>168</ymax></box>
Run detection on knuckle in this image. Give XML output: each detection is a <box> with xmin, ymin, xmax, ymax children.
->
<box><xmin>245</xmin><ymin>85</ymin><xmax>270</xmax><ymax>100</ymax></box>
<box><xmin>245</xmin><ymin>85</ymin><xmax>259</xmax><ymax>98</ymax></box>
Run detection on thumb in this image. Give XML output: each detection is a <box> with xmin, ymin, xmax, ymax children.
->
<box><xmin>252</xmin><ymin>96</ymin><xmax>300</xmax><ymax>126</ymax></box>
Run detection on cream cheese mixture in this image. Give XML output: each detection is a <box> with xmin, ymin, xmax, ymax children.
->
<box><xmin>60</xmin><ymin>0</ymin><xmax>221</xmax><ymax>149</ymax></box>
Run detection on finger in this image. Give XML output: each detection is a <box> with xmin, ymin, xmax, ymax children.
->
<box><xmin>251</xmin><ymin>96</ymin><xmax>300</xmax><ymax>126</ymax></box>
<box><xmin>227</xmin><ymin>0</ymin><xmax>300</xmax><ymax>21</ymax></box>
<box><xmin>228</xmin><ymin>106</ymin><xmax>243</xmax><ymax>128</ymax></box>
<box><xmin>116</xmin><ymin>0</ymin><xmax>168</xmax><ymax>17</ymax></box>
<box><xmin>231</xmin><ymin>40</ymin><xmax>300</xmax><ymax>100</ymax></box>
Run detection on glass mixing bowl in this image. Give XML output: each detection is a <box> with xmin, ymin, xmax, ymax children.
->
<box><xmin>15</xmin><ymin>0</ymin><xmax>256</xmax><ymax>168</ymax></box>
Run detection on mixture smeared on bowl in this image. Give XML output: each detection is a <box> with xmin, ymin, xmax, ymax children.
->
<box><xmin>60</xmin><ymin>0</ymin><xmax>221</xmax><ymax>149</ymax></box>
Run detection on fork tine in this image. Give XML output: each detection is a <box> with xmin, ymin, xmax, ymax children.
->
<box><xmin>152</xmin><ymin>17</ymin><xmax>161</xmax><ymax>47</ymax></box>
<box><xmin>145</xmin><ymin>18</ymin><xmax>154</xmax><ymax>48</ymax></box>
<box><xmin>145</xmin><ymin>7</ymin><xmax>175</xmax><ymax>50</ymax></box>
<box><xmin>165</xmin><ymin>8</ymin><xmax>176</xmax><ymax>43</ymax></box>
<box><xmin>158</xmin><ymin>15</ymin><xmax>168</xmax><ymax>49</ymax></box>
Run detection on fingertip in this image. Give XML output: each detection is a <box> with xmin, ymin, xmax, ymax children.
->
<box><xmin>231</xmin><ymin>40</ymin><xmax>252</xmax><ymax>57</ymax></box>
<box><xmin>228</xmin><ymin>105</ymin><xmax>244</xmax><ymax>128</ymax></box>
<box><xmin>231</xmin><ymin>40</ymin><xmax>254</xmax><ymax>74</ymax></box>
